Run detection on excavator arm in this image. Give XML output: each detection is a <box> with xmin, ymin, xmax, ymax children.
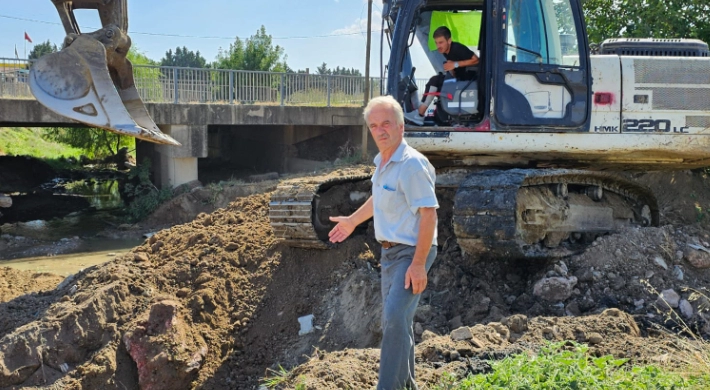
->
<box><xmin>29</xmin><ymin>0</ymin><xmax>179</xmax><ymax>146</ymax></box>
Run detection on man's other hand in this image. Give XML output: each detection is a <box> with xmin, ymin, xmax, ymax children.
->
<box><xmin>405</xmin><ymin>264</ymin><xmax>428</xmax><ymax>295</ymax></box>
<box><xmin>328</xmin><ymin>216</ymin><xmax>356</xmax><ymax>243</ymax></box>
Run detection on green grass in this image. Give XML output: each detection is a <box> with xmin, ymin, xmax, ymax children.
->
<box><xmin>0</xmin><ymin>127</ymin><xmax>83</xmax><ymax>159</ymax></box>
<box><xmin>433</xmin><ymin>341</ymin><xmax>710</xmax><ymax>390</ymax></box>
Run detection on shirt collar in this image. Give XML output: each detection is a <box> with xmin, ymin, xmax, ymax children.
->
<box><xmin>374</xmin><ymin>139</ymin><xmax>408</xmax><ymax>167</ymax></box>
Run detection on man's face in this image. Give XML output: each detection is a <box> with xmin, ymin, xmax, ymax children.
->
<box><xmin>367</xmin><ymin>105</ymin><xmax>404</xmax><ymax>153</ymax></box>
<box><xmin>434</xmin><ymin>36</ymin><xmax>451</xmax><ymax>54</ymax></box>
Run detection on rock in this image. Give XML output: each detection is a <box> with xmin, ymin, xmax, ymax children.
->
<box><xmin>575</xmin><ymin>268</ymin><xmax>594</xmax><ymax>283</ymax></box>
<box><xmin>449</xmin><ymin>350</ymin><xmax>461</xmax><ymax>361</ymax></box>
<box><xmin>532</xmin><ymin>276</ymin><xmax>578</xmax><ymax>302</ymax></box>
<box><xmin>653</xmin><ymin>256</ymin><xmax>668</xmax><ymax>270</ymax></box>
<box><xmin>448</xmin><ymin>315</ymin><xmax>463</xmax><ymax>330</ymax></box>
<box><xmin>565</xmin><ymin>301</ymin><xmax>581</xmax><ymax>316</ymax></box>
<box><xmin>671</xmin><ymin>266</ymin><xmax>684</xmax><ymax>281</ymax></box>
<box><xmin>502</xmin><ymin>314</ymin><xmax>528</xmax><ymax>333</ymax></box>
<box><xmin>588</xmin><ymin>332</ymin><xmax>604</xmax><ymax>345</ymax></box>
<box><xmin>554</xmin><ymin>261</ymin><xmax>568</xmax><ymax>277</ymax></box>
<box><xmin>415</xmin><ymin>305</ymin><xmax>435</xmax><ymax>323</ymax></box>
<box><xmin>542</xmin><ymin>326</ymin><xmax>561</xmax><ymax>340</ymax></box>
<box><xmin>634</xmin><ymin>299</ymin><xmax>645</xmax><ymax>309</ymax></box>
<box><xmin>607</xmin><ymin>272</ymin><xmax>617</xmax><ymax>279</ymax></box>
<box><xmin>488</xmin><ymin>323</ymin><xmax>510</xmax><ymax>342</ymax></box>
<box><xmin>611</xmin><ymin>276</ymin><xmax>626</xmax><ymax>291</ymax></box>
<box><xmin>471</xmin><ymin>297</ymin><xmax>491</xmax><ymax>315</ymax></box>
<box><xmin>644</xmin><ymin>270</ymin><xmax>655</xmax><ymax>279</ymax></box>
<box><xmin>679</xmin><ymin>300</ymin><xmax>694</xmax><ymax>319</ymax></box>
<box><xmin>176</xmin><ymin>288</ymin><xmax>190</xmax><ymax>298</ymax></box>
<box><xmin>656</xmin><ymin>289</ymin><xmax>681</xmax><ymax>309</ymax></box>
<box><xmin>614</xmin><ymin>249</ymin><xmax>623</xmax><ymax>257</ymax></box>
<box><xmin>0</xmin><ymin>195</ymin><xmax>11</xmax><ymax>208</ymax></box>
<box><xmin>450</xmin><ymin>327</ymin><xmax>473</xmax><ymax>341</ymax></box>
<box><xmin>134</xmin><ymin>252</ymin><xmax>150</xmax><ymax>262</ymax></box>
<box><xmin>675</xmin><ymin>250</ymin><xmax>684</xmax><ymax>262</ymax></box>
<box><xmin>685</xmin><ymin>248</ymin><xmax>710</xmax><ymax>269</ymax></box>
<box><xmin>123</xmin><ymin>301</ymin><xmax>207</xmax><ymax>390</ymax></box>
<box><xmin>421</xmin><ymin>330</ymin><xmax>437</xmax><ymax>341</ymax></box>
<box><xmin>414</xmin><ymin>322</ymin><xmax>424</xmax><ymax>336</ymax></box>
<box><xmin>487</xmin><ymin>306</ymin><xmax>505</xmax><ymax>322</ymax></box>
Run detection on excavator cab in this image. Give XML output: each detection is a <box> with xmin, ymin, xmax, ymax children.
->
<box><xmin>29</xmin><ymin>0</ymin><xmax>179</xmax><ymax>145</ymax></box>
<box><xmin>385</xmin><ymin>0</ymin><xmax>591</xmax><ymax>131</ymax></box>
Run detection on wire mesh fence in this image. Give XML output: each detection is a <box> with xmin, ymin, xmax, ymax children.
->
<box><xmin>1</xmin><ymin>57</ymin><xmax>427</xmax><ymax>107</ymax></box>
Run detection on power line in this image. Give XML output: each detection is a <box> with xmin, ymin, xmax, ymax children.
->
<box><xmin>0</xmin><ymin>13</ymin><xmax>382</xmax><ymax>40</ymax></box>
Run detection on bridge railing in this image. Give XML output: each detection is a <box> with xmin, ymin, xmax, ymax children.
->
<box><xmin>1</xmin><ymin>58</ymin><xmax>429</xmax><ymax>107</ymax></box>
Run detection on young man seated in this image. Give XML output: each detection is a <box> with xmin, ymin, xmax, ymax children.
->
<box><xmin>404</xmin><ymin>26</ymin><xmax>480</xmax><ymax>126</ymax></box>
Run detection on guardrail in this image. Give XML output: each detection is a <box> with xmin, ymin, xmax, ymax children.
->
<box><xmin>1</xmin><ymin>58</ymin><xmax>429</xmax><ymax>107</ymax></box>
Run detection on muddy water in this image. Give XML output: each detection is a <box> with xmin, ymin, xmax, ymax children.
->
<box><xmin>1</xmin><ymin>238</ymin><xmax>142</xmax><ymax>276</ymax></box>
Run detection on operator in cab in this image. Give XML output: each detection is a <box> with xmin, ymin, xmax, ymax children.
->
<box><xmin>404</xmin><ymin>26</ymin><xmax>479</xmax><ymax>126</ymax></box>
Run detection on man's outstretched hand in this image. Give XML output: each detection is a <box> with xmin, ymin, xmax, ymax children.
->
<box><xmin>328</xmin><ymin>216</ymin><xmax>356</xmax><ymax>243</ymax></box>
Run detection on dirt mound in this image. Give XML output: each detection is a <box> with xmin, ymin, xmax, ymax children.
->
<box><xmin>0</xmin><ymin>169</ymin><xmax>708</xmax><ymax>389</ymax></box>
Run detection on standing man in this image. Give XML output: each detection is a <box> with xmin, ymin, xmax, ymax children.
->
<box><xmin>329</xmin><ymin>95</ymin><xmax>439</xmax><ymax>389</ymax></box>
<box><xmin>404</xmin><ymin>25</ymin><xmax>480</xmax><ymax>125</ymax></box>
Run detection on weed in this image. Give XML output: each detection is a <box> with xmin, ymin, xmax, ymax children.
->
<box><xmin>433</xmin><ymin>341</ymin><xmax>710</xmax><ymax>389</ymax></box>
<box><xmin>123</xmin><ymin>160</ymin><xmax>173</xmax><ymax>221</ymax></box>
<box><xmin>335</xmin><ymin>140</ymin><xmax>371</xmax><ymax>166</ymax></box>
<box><xmin>260</xmin><ymin>365</ymin><xmax>291</xmax><ymax>389</ymax></box>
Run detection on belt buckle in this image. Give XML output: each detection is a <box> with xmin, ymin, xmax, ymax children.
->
<box><xmin>381</xmin><ymin>240</ymin><xmax>396</xmax><ymax>249</ymax></box>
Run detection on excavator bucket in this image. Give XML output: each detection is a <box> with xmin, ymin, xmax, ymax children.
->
<box><xmin>29</xmin><ymin>0</ymin><xmax>179</xmax><ymax>146</ymax></box>
<box><xmin>30</xmin><ymin>35</ymin><xmax>179</xmax><ymax>146</ymax></box>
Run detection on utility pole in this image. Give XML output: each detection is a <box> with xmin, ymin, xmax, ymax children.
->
<box><xmin>362</xmin><ymin>0</ymin><xmax>373</xmax><ymax>160</ymax></box>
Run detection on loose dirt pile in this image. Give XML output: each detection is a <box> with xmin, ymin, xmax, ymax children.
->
<box><xmin>0</xmin><ymin>168</ymin><xmax>709</xmax><ymax>390</ymax></box>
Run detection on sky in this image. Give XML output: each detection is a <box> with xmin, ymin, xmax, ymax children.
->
<box><xmin>0</xmin><ymin>0</ymin><xmax>431</xmax><ymax>75</ymax></box>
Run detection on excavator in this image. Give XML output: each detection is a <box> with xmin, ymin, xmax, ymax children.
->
<box><xmin>29</xmin><ymin>0</ymin><xmax>179</xmax><ymax>145</ymax></box>
<box><xmin>269</xmin><ymin>0</ymin><xmax>710</xmax><ymax>259</ymax></box>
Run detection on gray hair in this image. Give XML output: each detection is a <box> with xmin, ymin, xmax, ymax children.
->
<box><xmin>363</xmin><ymin>95</ymin><xmax>404</xmax><ymax>127</ymax></box>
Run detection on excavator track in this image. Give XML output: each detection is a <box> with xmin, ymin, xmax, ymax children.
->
<box><xmin>453</xmin><ymin>169</ymin><xmax>659</xmax><ymax>259</ymax></box>
<box><xmin>269</xmin><ymin>167</ymin><xmax>374</xmax><ymax>249</ymax></box>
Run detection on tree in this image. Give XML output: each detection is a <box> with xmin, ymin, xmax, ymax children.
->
<box><xmin>28</xmin><ymin>40</ymin><xmax>58</xmax><ymax>60</ymax></box>
<box><xmin>43</xmin><ymin>127</ymin><xmax>133</xmax><ymax>159</ymax></box>
<box><xmin>584</xmin><ymin>0</ymin><xmax>710</xmax><ymax>45</ymax></box>
<box><xmin>214</xmin><ymin>26</ymin><xmax>288</xmax><ymax>72</ymax></box>
<box><xmin>127</xmin><ymin>46</ymin><xmax>157</xmax><ymax>66</ymax></box>
<box><xmin>317</xmin><ymin>62</ymin><xmax>330</xmax><ymax>75</ymax></box>
<box><xmin>161</xmin><ymin>46</ymin><xmax>208</xmax><ymax>68</ymax></box>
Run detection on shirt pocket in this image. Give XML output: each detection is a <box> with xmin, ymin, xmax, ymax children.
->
<box><xmin>379</xmin><ymin>184</ymin><xmax>398</xmax><ymax>208</ymax></box>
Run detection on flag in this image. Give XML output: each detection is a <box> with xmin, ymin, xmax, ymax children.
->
<box><xmin>14</xmin><ymin>44</ymin><xmax>19</xmax><ymax>59</ymax></box>
<box><xmin>24</xmin><ymin>32</ymin><xmax>32</xmax><ymax>43</ymax></box>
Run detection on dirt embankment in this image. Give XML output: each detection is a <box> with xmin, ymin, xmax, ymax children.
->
<box><xmin>0</xmin><ymin>169</ymin><xmax>709</xmax><ymax>389</ymax></box>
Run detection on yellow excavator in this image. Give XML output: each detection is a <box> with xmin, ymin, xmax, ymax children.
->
<box><xmin>29</xmin><ymin>0</ymin><xmax>179</xmax><ymax>145</ymax></box>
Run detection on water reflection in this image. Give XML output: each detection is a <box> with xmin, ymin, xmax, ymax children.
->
<box><xmin>55</xmin><ymin>179</ymin><xmax>124</xmax><ymax>210</ymax></box>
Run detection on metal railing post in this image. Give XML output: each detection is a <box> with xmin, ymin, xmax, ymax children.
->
<box><xmin>229</xmin><ymin>71</ymin><xmax>234</xmax><ymax>104</ymax></box>
<box><xmin>172</xmin><ymin>67</ymin><xmax>179</xmax><ymax>104</ymax></box>
<box><xmin>280</xmin><ymin>73</ymin><xmax>286</xmax><ymax>106</ymax></box>
<box><xmin>327</xmin><ymin>75</ymin><xmax>332</xmax><ymax>107</ymax></box>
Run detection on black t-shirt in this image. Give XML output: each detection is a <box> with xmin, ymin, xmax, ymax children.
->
<box><xmin>444</xmin><ymin>41</ymin><xmax>478</xmax><ymax>81</ymax></box>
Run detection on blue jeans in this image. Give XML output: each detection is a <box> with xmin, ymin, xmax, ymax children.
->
<box><xmin>377</xmin><ymin>244</ymin><xmax>437</xmax><ymax>390</ymax></box>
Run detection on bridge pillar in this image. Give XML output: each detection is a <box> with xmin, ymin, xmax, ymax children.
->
<box><xmin>154</xmin><ymin>124</ymin><xmax>208</xmax><ymax>188</ymax></box>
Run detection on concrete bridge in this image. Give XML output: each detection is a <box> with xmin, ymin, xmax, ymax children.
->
<box><xmin>0</xmin><ymin>60</ymin><xmax>396</xmax><ymax>187</ymax></box>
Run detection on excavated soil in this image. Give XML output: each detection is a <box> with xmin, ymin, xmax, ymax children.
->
<box><xmin>0</xmin><ymin>168</ymin><xmax>709</xmax><ymax>389</ymax></box>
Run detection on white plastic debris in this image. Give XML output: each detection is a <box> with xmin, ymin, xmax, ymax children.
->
<box><xmin>298</xmin><ymin>314</ymin><xmax>315</xmax><ymax>336</ymax></box>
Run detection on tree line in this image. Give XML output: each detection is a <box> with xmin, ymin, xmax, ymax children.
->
<box><xmin>29</xmin><ymin>25</ymin><xmax>361</xmax><ymax>76</ymax></box>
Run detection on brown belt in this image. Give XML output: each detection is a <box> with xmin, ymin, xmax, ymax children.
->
<box><xmin>380</xmin><ymin>240</ymin><xmax>401</xmax><ymax>249</ymax></box>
